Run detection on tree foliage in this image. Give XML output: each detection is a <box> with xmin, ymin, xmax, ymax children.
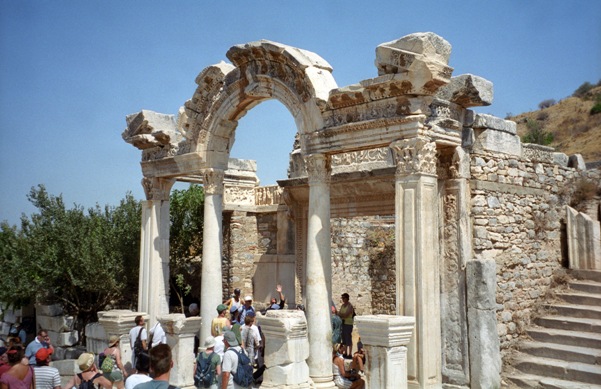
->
<box><xmin>538</xmin><ymin>99</ymin><xmax>556</xmax><ymax>109</ymax></box>
<box><xmin>0</xmin><ymin>185</ymin><xmax>141</xmax><ymax>327</ymax></box>
<box><xmin>169</xmin><ymin>184</ymin><xmax>204</xmax><ymax>312</ymax></box>
<box><xmin>521</xmin><ymin>118</ymin><xmax>554</xmax><ymax>145</ymax></box>
<box><xmin>573</xmin><ymin>82</ymin><xmax>594</xmax><ymax>98</ymax></box>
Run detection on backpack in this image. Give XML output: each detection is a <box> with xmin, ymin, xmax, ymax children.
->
<box><xmin>77</xmin><ymin>372</ymin><xmax>102</xmax><ymax>389</ymax></box>
<box><xmin>228</xmin><ymin>348</ymin><xmax>253</xmax><ymax>387</ymax></box>
<box><xmin>100</xmin><ymin>352</ymin><xmax>115</xmax><ymax>374</ymax></box>
<box><xmin>133</xmin><ymin>327</ymin><xmax>144</xmax><ymax>358</ymax></box>
<box><xmin>194</xmin><ymin>351</ymin><xmax>218</xmax><ymax>388</ymax></box>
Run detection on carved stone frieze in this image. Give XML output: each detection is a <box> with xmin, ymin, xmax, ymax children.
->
<box><xmin>203</xmin><ymin>169</ymin><xmax>225</xmax><ymax>195</ymax></box>
<box><xmin>390</xmin><ymin>137</ymin><xmax>438</xmax><ymax>177</ymax></box>
<box><xmin>255</xmin><ymin>185</ymin><xmax>283</xmax><ymax>207</ymax></box>
<box><xmin>141</xmin><ymin>177</ymin><xmax>175</xmax><ymax>201</ymax></box>
<box><xmin>304</xmin><ymin>154</ymin><xmax>331</xmax><ymax>186</ymax></box>
<box><xmin>224</xmin><ymin>186</ymin><xmax>255</xmax><ymax>205</ymax></box>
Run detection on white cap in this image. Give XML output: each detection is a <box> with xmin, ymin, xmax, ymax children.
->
<box><xmin>244</xmin><ymin>295</ymin><xmax>253</xmax><ymax>301</ymax></box>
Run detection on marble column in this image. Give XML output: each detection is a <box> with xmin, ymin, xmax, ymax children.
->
<box><xmin>355</xmin><ymin>315</ymin><xmax>416</xmax><ymax>389</ymax></box>
<box><xmin>139</xmin><ymin>177</ymin><xmax>174</xmax><ymax>328</ymax></box>
<box><xmin>304</xmin><ymin>154</ymin><xmax>335</xmax><ymax>388</ymax></box>
<box><xmin>390</xmin><ymin>137</ymin><xmax>442</xmax><ymax>389</ymax></box>
<box><xmin>159</xmin><ymin>314</ymin><xmax>202</xmax><ymax>389</ymax></box>
<box><xmin>200</xmin><ymin>168</ymin><xmax>224</xmax><ymax>342</ymax></box>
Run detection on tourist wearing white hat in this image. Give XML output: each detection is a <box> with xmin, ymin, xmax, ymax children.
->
<box><xmin>195</xmin><ymin>336</ymin><xmax>221</xmax><ymax>389</ymax></box>
<box><xmin>237</xmin><ymin>296</ymin><xmax>255</xmax><ymax>326</ymax></box>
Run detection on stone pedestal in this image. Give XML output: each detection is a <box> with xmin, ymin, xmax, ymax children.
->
<box><xmin>355</xmin><ymin>315</ymin><xmax>415</xmax><ymax>389</ymax></box>
<box><xmin>98</xmin><ymin>310</ymin><xmax>148</xmax><ymax>372</ymax></box>
<box><xmin>159</xmin><ymin>314</ymin><xmax>202</xmax><ymax>389</ymax></box>
<box><xmin>260</xmin><ymin>310</ymin><xmax>311</xmax><ymax>388</ymax></box>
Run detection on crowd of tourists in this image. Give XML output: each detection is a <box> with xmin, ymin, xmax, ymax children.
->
<box><xmin>0</xmin><ymin>288</ymin><xmax>364</xmax><ymax>389</ymax></box>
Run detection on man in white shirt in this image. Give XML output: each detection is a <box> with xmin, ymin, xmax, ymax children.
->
<box><xmin>128</xmin><ymin>315</ymin><xmax>147</xmax><ymax>367</ymax></box>
<box><xmin>149</xmin><ymin>321</ymin><xmax>167</xmax><ymax>348</ymax></box>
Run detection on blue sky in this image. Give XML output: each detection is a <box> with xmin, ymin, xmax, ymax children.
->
<box><xmin>1</xmin><ymin>1</ymin><xmax>600</xmax><ymax>226</ymax></box>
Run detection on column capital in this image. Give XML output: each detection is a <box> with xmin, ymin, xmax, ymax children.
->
<box><xmin>141</xmin><ymin>177</ymin><xmax>175</xmax><ymax>201</ymax></box>
<box><xmin>355</xmin><ymin>315</ymin><xmax>415</xmax><ymax>348</ymax></box>
<box><xmin>202</xmin><ymin>168</ymin><xmax>225</xmax><ymax>195</ymax></box>
<box><xmin>390</xmin><ymin>137</ymin><xmax>437</xmax><ymax>177</ymax></box>
<box><xmin>304</xmin><ymin>154</ymin><xmax>331</xmax><ymax>186</ymax></box>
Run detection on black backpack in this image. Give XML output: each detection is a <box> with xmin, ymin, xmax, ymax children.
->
<box><xmin>77</xmin><ymin>372</ymin><xmax>101</xmax><ymax>389</ymax></box>
<box><xmin>133</xmin><ymin>327</ymin><xmax>144</xmax><ymax>358</ymax></box>
<box><xmin>194</xmin><ymin>351</ymin><xmax>218</xmax><ymax>388</ymax></box>
<box><xmin>228</xmin><ymin>348</ymin><xmax>253</xmax><ymax>387</ymax></box>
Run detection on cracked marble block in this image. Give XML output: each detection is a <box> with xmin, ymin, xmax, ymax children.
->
<box><xmin>260</xmin><ymin>310</ymin><xmax>312</xmax><ymax>388</ymax></box>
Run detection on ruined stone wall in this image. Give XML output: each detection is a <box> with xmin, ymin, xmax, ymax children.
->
<box><xmin>331</xmin><ymin>216</ymin><xmax>396</xmax><ymax>315</ymax></box>
<box><xmin>223</xmin><ymin>211</ymin><xmax>259</xmax><ymax>300</ymax></box>
<box><xmin>469</xmin><ymin>150</ymin><xmax>601</xmax><ymax>350</ymax></box>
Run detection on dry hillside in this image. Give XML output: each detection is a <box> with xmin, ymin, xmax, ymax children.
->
<box><xmin>508</xmin><ymin>85</ymin><xmax>601</xmax><ymax>163</ymax></box>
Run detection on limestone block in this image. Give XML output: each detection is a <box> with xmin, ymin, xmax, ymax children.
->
<box><xmin>263</xmin><ymin>362</ymin><xmax>310</xmax><ymax>385</ymax></box>
<box><xmin>466</xmin><ymin>260</ymin><xmax>497</xmax><ymax>310</ymax></box>
<box><xmin>467</xmin><ymin>306</ymin><xmax>501</xmax><ymax>389</ymax></box>
<box><xmin>2</xmin><ymin>310</ymin><xmax>19</xmax><ymax>324</ymax></box>
<box><xmin>37</xmin><ymin>314</ymin><xmax>74</xmax><ymax>332</ymax></box>
<box><xmin>48</xmin><ymin>330</ymin><xmax>79</xmax><ymax>347</ymax></box>
<box><xmin>52</xmin><ymin>347</ymin><xmax>66</xmax><ymax>361</ymax></box>
<box><xmin>355</xmin><ymin>315</ymin><xmax>415</xmax><ymax>348</ymax></box>
<box><xmin>50</xmin><ymin>359</ymin><xmax>79</xmax><ymax>375</ymax></box>
<box><xmin>568</xmin><ymin>154</ymin><xmax>586</xmax><ymax>170</ymax></box>
<box><xmin>85</xmin><ymin>322</ymin><xmax>107</xmax><ymax>340</ymax></box>
<box><xmin>99</xmin><ymin>310</ymin><xmax>146</xmax><ymax>335</ymax></box>
<box><xmin>436</xmin><ymin>74</ymin><xmax>493</xmax><ymax>108</ymax></box>
<box><xmin>123</xmin><ymin>110</ymin><xmax>178</xmax><ymax>150</ymax></box>
<box><xmin>262</xmin><ymin>310</ymin><xmax>309</xmax><ymax>366</ymax></box>
<box><xmin>473</xmin><ymin>113</ymin><xmax>517</xmax><ymax>134</ymax></box>
<box><xmin>552</xmin><ymin>152</ymin><xmax>569</xmax><ymax>167</ymax></box>
<box><xmin>472</xmin><ymin>128</ymin><xmax>522</xmax><ymax>157</ymax></box>
<box><xmin>375</xmin><ymin>32</ymin><xmax>453</xmax><ymax>95</ymax></box>
<box><xmin>1</xmin><ymin>323</ymin><xmax>11</xmax><ymax>336</ymax></box>
<box><xmin>36</xmin><ymin>304</ymin><xmax>64</xmax><ymax>317</ymax></box>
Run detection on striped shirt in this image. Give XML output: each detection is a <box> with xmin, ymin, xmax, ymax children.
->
<box><xmin>34</xmin><ymin>366</ymin><xmax>61</xmax><ymax>389</ymax></box>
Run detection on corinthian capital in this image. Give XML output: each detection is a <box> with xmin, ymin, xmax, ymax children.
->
<box><xmin>142</xmin><ymin>177</ymin><xmax>175</xmax><ymax>201</ymax></box>
<box><xmin>203</xmin><ymin>168</ymin><xmax>225</xmax><ymax>195</ymax></box>
<box><xmin>304</xmin><ymin>154</ymin><xmax>331</xmax><ymax>186</ymax></box>
<box><xmin>390</xmin><ymin>137</ymin><xmax>437</xmax><ymax>177</ymax></box>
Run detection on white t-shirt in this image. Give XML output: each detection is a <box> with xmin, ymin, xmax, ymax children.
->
<box><xmin>149</xmin><ymin>322</ymin><xmax>166</xmax><ymax>348</ymax></box>
<box><xmin>125</xmin><ymin>374</ymin><xmax>152</xmax><ymax>389</ymax></box>
<box><xmin>221</xmin><ymin>346</ymin><xmax>246</xmax><ymax>389</ymax></box>
<box><xmin>129</xmin><ymin>326</ymin><xmax>147</xmax><ymax>348</ymax></box>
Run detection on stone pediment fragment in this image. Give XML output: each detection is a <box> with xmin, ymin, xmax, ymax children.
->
<box><xmin>436</xmin><ymin>74</ymin><xmax>493</xmax><ymax>108</ymax></box>
<box><xmin>375</xmin><ymin>32</ymin><xmax>453</xmax><ymax>95</ymax></box>
<box><xmin>122</xmin><ymin>110</ymin><xmax>179</xmax><ymax>150</ymax></box>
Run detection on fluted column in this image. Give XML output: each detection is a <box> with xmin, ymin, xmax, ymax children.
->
<box><xmin>304</xmin><ymin>154</ymin><xmax>335</xmax><ymax>388</ymax></box>
<box><xmin>200</xmin><ymin>168</ymin><xmax>224</xmax><ymax>342</ymax></box>
<box><xmin>139</xmin><ymin>177</ymin><xmax>175</xmax><ymax>328</ymax></box>
<box><xmin>390</xmin><ymin>137</ymin><xmax>441</xmax><ymax>389</ymax></box>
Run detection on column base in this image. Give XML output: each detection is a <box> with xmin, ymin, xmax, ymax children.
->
<box><xmin>310</xmin><ymin>375</ymin><xmax>335</xmax><ymax>388</ymax></box>
<box><xmin>260</xmin><ymin>382</ymin><xmax>314</xmax><ymax>389</ymax></box>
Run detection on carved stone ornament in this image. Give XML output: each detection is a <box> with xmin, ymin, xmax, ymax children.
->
<box><xmin>304</xmin><ymin>154</ymin><xmax>331</xmax><ymax>186</ymax></box>
<box><xmin>141</xmin><ymin>177</ymin><xmax>175</xmax><ymax>201</ymax></box>
<box><xmin>390</xmin><ymin>137</ymin><xmax>437</xmax><ymax>177</ymax></box>
<box><xmin>203</xmin><ymin>168</ymin><xmax>225</xmax><ymax>195</ymax></box>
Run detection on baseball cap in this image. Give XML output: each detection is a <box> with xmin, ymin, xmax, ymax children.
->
<box><xmin>244</xmin><ymin>295</ymin><xmax>253</xmax><ymax>301</ymax></box>
<box><xmin>35</xmin><ymin>348</ymin><xmax>53</xmax><ymax>362</ymax></box>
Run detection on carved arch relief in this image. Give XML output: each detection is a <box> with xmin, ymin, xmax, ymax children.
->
<box><xmin>181</xmin><ymin>40</ymin><xmax>338</xmax><ymax>170</ymax></box>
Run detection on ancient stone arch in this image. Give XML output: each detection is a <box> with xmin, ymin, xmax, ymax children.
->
<box><xmin>121</xmin><ymin>31</ymin><xmax>594</xmax><ymax>388</ymax></box>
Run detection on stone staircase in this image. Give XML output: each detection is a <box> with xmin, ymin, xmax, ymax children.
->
<box><xmin>506</xmin><ymin>269</ymin><xmax>601</xmax><ymax>388</ymax></box>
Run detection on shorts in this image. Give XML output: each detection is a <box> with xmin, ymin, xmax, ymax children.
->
<box><xmin>104</xmin><ymin>370</ymin><xmax>124</xmax><ymax>382</ymax></box>
<box><xmin>342</xmin><ymin>324</ymin><xmax>353</xmax><ymax>347</ymax></box>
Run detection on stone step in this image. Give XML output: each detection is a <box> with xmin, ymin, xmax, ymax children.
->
<box><xmin>569</xmin><ymin>279</ymin><xmax>601</xmax><ymax>295</ymax></box>
<box><xmin>527</xmin><ymin>327</ymin><xmax>601</xmax><ymax>349</ymax></box>
<box><xmin>507</xmin><ymin>372</ymin><xmax>601</xmax><ymax>389</ymax></box>
<box><xmin>534</xmin><ymin>315</ymin><xmax>601</xmax><ymax>333</ymax></box>
<box><xmin>572</xmin><ymin>269</ymin><xmax>601</xmax><ymax>283</ymax></box>
<box><xmin>557</xmin><ymin>291</ymin><xmax>601</xmax><ymax>306</ymax></box>
<box><xmin>519</xmin><ymin>341</ymin><xmax>601</xmax><ymax>365</ymax></box>
<box><xmin>512</xmin><ymin>355</ymin><xmax>601</xmax><ymax>385</ymax></box>
<box><xmin>544</xmin><ymin>303</ymin><xmax>601</xmax><ymax>320</ymax></box>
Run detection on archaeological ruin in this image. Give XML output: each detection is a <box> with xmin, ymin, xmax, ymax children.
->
<box><xmin>118</xmin><ymin>32</ymin><xmax>601</xmax><ymax>388</ymax></box>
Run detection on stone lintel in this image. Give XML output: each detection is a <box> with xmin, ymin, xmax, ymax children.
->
<box><xmin>472</xmin><ymin>113</ymin><xmax>516</xmax><ymax>135</ymax></box>
<box><xmin>141</xmin><ymin>152</ymin><xmax>205</xmax><ymax>178</ymax></box>
<box><xmin>355</xmin><ymin>315</ymin><xmax>415</xmax><ymax>348</ymax></box>
<box><xmin>98</xmin><ymin>310</ymin><xmax>148</xmax><ymax>335</ymax></box>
